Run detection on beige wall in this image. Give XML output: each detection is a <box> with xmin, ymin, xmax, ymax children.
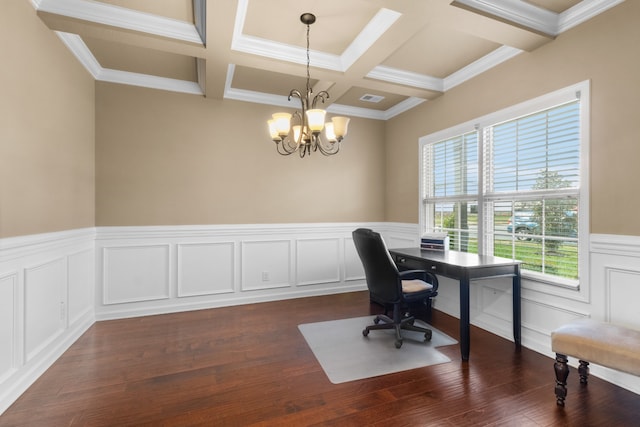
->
<box><xmin>385</xmin><ymin>1</ymin><xmax>640</xmax><ymax>236</ymax></box>
<box><xmin>4</xmin><ymin>0</ymin><xmax>638</xmax><ymax>236</ymax></box>
<box><xmin>95</xmin><ymin>84</ymin><xmax>386</xmax><ymax>225</ymax></box>
<box><xmin>0</xmin><ymin>0</ymin><xmax>95</xmax><ymax>238</ymax></box>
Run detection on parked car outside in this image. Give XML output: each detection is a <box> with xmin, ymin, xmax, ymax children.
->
<box><xmin>506</xmin><ymin>210</ymin><xmax>577</xmax><ymax>240</ymax></box>
<box><xmin>506</xmin><ymin>212</ymin><xmax>537</xmax><ymax>240</ymax></box>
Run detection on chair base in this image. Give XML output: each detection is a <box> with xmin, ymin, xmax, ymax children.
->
<box><xmin>370</xmin><ymin>296</ymin><xmax>433</xmax><ymax>324</ymax></box>
<box><xmin>362</xmin><ymin>314</ymin><xmax>432</xmax><ymax>348</ymax></box>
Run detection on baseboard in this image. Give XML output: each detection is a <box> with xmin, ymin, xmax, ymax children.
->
<box><xmin>96</xmin><ymin>282</ymin><xmax>367</xmax><ymax>320</ymax></box>
<box><xmin>0</xmin><ymin>310</ymin><xmax>94</xmax><ymax>415</ymax></box>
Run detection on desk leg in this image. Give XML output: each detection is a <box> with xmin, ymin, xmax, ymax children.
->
<box><xmin>513</xmin><ymin>266</ymin><xmax>521</xmax><ymax>348</ymax></box>
<box><xmin>460</xmin><ymin>278</ymin><xmax>470</xmax><ymax>361</ymax></box>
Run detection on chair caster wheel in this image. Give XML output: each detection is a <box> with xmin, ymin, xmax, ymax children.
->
<box><xmin>363</xmin><ymin>328</ymin><xmax>369</xmax><ymax>337</ymax></box>
<box><xmin>395</xmin><ymin>340</ymin><xmax>403</xmax><ymax>349</ymax></box>
<box><xmin>424</xmin><ymin>330</ymin><xmax>432</xmax><ymax>341</ymax></box>
<box><xmin>374</xmin><ymin>317</ymin><xmax>381</xmax><ymax>325</ymax></box>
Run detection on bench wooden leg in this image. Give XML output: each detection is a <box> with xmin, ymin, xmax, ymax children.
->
<box><xmin>554</xmin><ymin>353</ymin><xmax>569</xmax><ymax>406</ymax></box>
<box><xmin>578</xmin><ymin>360</ymin><xmax>589</xmax><ymax>384</ymax></box>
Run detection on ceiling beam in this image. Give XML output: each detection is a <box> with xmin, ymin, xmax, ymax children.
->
<box><xmin>36</xmin><ymin>11</ymin><xmax>206</xmax><ymax>58</ymax></box>
<box><xmin>450</xmin><ymin>0</ymin><xmax>559</xmax><ymax>37</ymax></box>
<box><xmin>202</xmin><ymin>0</ymin><xmax>238</xmax><ymax>99</ymax></box>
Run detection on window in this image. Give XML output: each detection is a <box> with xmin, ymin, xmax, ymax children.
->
<box><xmin>420</xmin><ymin>82</ymin><xmax>589</xmax><ymax>288</ymax></box>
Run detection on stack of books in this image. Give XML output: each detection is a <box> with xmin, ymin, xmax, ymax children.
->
<box><xmin>420</xmin><ymin>232</ymin><xmax>450</xmax><ymax>252</ymax></box>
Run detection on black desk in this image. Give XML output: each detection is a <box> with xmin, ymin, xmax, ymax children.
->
<box><xmin>390</xmin><ymin>248</ymin><xmax>521</xmax><ymax>361</ymax></box>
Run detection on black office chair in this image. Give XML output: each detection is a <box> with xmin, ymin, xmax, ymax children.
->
<box><xmin>352</xmin><ymin>228</ymin><xmax>439</xmax><ymax>348</ymax></box>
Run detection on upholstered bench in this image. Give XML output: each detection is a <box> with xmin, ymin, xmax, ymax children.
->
<box><xmin>551</xmin><ymin>319</ymin><xmax>640</xmax><ymax>406</ymax></box>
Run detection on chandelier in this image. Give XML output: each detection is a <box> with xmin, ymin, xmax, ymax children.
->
<box><xmin>267</xmin><ymin>13</ymin><xmax>350</xmax><ymax>158</ymax></box>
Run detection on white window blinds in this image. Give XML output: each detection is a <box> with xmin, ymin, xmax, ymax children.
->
<box><xmin>484</xmin><ymin>101</ymin><xmax>580</xmax><ymax>196</ymax></box>
<box><xmin>423</xmin><ymin>131</ymin><xmax>478</xmax><ymax>199</ymax></box>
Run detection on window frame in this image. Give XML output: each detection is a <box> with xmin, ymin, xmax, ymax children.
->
<box><xmin>419</xmin><ymin>81</ymin><xmax>590</xmax><ymax>295</ymax></box>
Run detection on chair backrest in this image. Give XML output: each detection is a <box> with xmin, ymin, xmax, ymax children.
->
<box><xmin>352</xmin><ymin>228</ymin><xmax>401</xmax><ymax>303</ymax></box>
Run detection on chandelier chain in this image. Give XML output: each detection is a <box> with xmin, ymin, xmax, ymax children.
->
<box><xmin>306</xmin><ymin>23</ymin><xmax>311</xmax><ymax>95</ymax></box>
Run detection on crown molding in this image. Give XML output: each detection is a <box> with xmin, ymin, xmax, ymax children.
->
<box><xmin>366</xmin><ymin>45</ymin><xmax>523</xmax><ymax>94</ymax></box>
<box><xmin>45</xmin><ymin>0</ymin><xmax>623</xmax><ymax>120</ymax></box>
<box><xmin>232</xmin><ymin>0</ymin><xmax>400</xmax><ymax>73</ymax></box>
<box><xmin>451</xmin><ymin>0</ymin><xmax>559</xmax><ymax>36</ymax></box>
<box><xmin>57</xmin><ymin>32</ymin><xmax>203</xmax><ymax>95</ymax></box>
<box><xmin>233</xmin><ymin>35</ymin><xmax>342</xmax><ymax>71</ymax></box>
<box><xmin>224</xmin><ymin>85</ymin><xmax>389</xmax><ymax>121</ymax></box>
<box><xmin>326</xmin><ymin>104</ymin><xmax>386</xmax><ymax>120</ymax></box>
<box><xmin>231</xmin><ymin>0</ymin><xmax>341</xmax><ymax>71</ymax></box>
<box><xmin>558</xmin><ymin>0</ymin><xmax>626</xmax><ymax>33</ymax></box>
<box><xmin>225</xmin><ymin>64</ymin><xmax>393</xmax><ymax>120</ymax></box>
<box><xmin>367</xmin><ymin>66</ymin><xmax>443</xmax><ymax>92</ymax></box>
<box><xmin>224</xmin><ymin>64</ymin><xmax>294</xmax><ymax>108</ymax></box>
<box><xmin>56</xmin><ymin>32</ymin><xmax>101</xmax><ymax>78</ymax></box>
<box><xmin>225</xmin><ymin>86</ymin><xmax>296</xmax><ymax>109</ymax></box>
<box><xmin>452</xmin><ymin>0</ymin><xmax>624</xmax><ymax>37</ymax></box>
<box><xmin>99</xmin><ymin>69</ymin><xmax>203</xmax><ymax>95</ymax></box>
<box><xmin>444</xmin><ymin>45</ymin><xmax>523</xmax><ymax>91</ymax></box>
<box><xmin>339</xmin><ymin>8</ymin><xmax>402</xmax><ymax>70</ymax></box>
<box><xmin>381</xmin><ymin>97</ymin><xmax>427</xmax><ymax>120</ymax></box>
<box><xmin>36</xmin><ymin>0</ymin><xmax>202</xmax><ymax>45</ymax></box>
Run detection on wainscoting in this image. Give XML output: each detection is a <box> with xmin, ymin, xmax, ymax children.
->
<box><xmin>94</xmin><ymin>223</ymin><xmax>417</xmax><ymax>320</ymax></box>
<box><xmin>0</xmin><ymin>228</ymin><xmax>95</xmax><ymax>414</ymax></box>
<box><xmin>1</xmin><ymin>224</ymin><xmax>639</xmax><ymax>415</ymax></box>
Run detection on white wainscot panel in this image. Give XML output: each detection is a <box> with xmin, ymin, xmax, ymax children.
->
<box><xmin>605</xmin><ymin>267</ymin><xmax>640</xmax><ymax>329</ymax></box>
<box><xmin>241</xmin><ymin>240</ymin><xmax>291</xmax><ymax>291</ymax></box>
<box><xmin>67</xmin><ymin>250</ymin><xmax>94</xmax><ymax>325</ymax></box>
<box><xmin>471</xmin><ymin>279</ymin><xmax>513</xmax><ymax>340</ymax></box>
<box><xmin>0</xmin><ymin>274</ymin><xmax>17</xmax><ymax>383</ymax></box>
<box><xmin>296</xmin><ymin>238</ymin><xmax>340</xmax><ymax>286</ymax></box>
<box><xmin>103</xmin><ymin>245</ymin><xmax>170</xmax><ymax>304</ymax></box>
<box><xmin>177</xmin><ymin>242</ymin><xmax>234</xmax><ymax>297</ymax></box>
<box><xmin>480</xmin><ymin>281</ymin><xmax>512</xmax><ymax>322</ymax></box>
<box><xmin>344</xmin><ymin>238</ymin><xmax>364</xmax><ymax>282</ymax></box>
<box><xmin>522</xmin><ymin>299</ymin><xmax>587</xmax><ymax>337</ymax></box>
<box><xmin>431</xmin><ymin>277</ymin><xmax>460</xmax><ymax>317</ymax></box>
<box><xmin>24</xmin><ymin>259</ymin><xmax>65</xmax><ymax>362</ymax></box>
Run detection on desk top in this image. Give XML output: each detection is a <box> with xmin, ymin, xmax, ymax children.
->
<box><xmin>390</xmin><ymin>247</ymin><xmax>521</xmax><ymax>269</ymax></box>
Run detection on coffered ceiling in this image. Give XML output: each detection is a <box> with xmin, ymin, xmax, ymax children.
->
<box><xmin>31</xmin><ymin>0</ymin><xmax>623</xmax><ymax>119</ymax></box>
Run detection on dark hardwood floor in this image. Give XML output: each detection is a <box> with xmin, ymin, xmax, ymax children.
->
<box><xmin>2</xmin><ymin>291</ymin><xmax>639</xmax><ymax>426</ymax></box>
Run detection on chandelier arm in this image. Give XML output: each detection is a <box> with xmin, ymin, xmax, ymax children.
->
<box><xmin>311</xmin><ymin>91</ymin><xmax>330</xmax><ymax>109</ymax></box>
<box><xmin>288</xmin><ymin>89</ymin><xmax>303</xmax><ymax>102</ymax></box>
<box><xmin>282</xmin><ymin>136</ymin><xmax>300</xmax><ymax>154</ymax></box>
<box><xmin>315</xmin><ymin>135</ymin><xmax>340</xmax><ymax>156</ymax></box>
<box><xmin>276</xmin><ymin>141</ymin><xmax>296</xmax><ymax>156</ymax></box>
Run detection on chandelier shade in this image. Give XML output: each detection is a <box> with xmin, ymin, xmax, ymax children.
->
<box><xmin>266</xmin><ymin>13</ymin><xmax>350</xmax><ymax>158</ymax></box>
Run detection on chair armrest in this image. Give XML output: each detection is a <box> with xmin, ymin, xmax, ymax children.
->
<box><xmin>399</xmin><ymin>269</ymin><xmax>426</xmax><ymax>279</ymax></box>
<box><xmin>399</xmin><ymin>269</ymin><xmax>439</xmax><ymax>291</ymax></box>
